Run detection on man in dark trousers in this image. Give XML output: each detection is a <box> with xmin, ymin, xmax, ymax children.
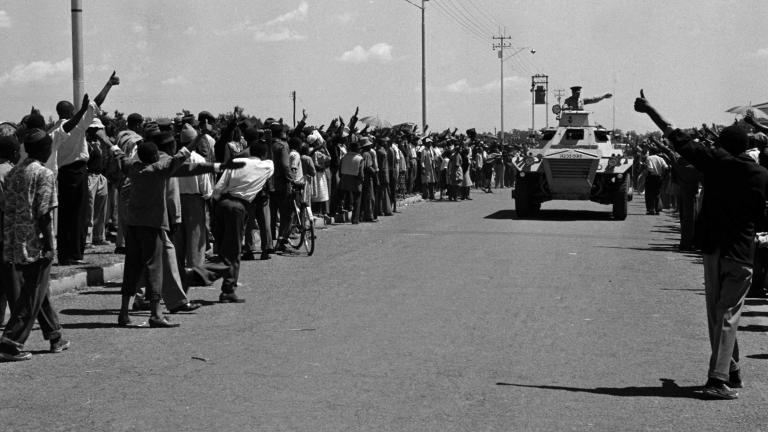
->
<box><xmin>635</xmin><ymin>90</ymin><xmax>768</xmax><ymax>400</ymax></box>
<box><xmin>52</xmin><ymin>72</ymin><xmax>119</xmax><ymax>265</ymax></box>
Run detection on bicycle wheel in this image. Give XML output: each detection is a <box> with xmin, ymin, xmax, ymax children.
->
<box><xmin>301</xmin><ymin>206</ymin><xmax>315</xmax><ymax>256</ymax></box>
<box><xmin>287</xmin><ymin>201</ymin><xmax>304</xmax><ymax>249</ymax></box>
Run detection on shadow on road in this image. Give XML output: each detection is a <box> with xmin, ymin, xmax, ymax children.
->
<box><xmin>738</xmin><ymin>324</ymin><xmax>768</xmax><ymax>332</ymax></box>
<box><xmin>496</xmin><ymin>378</ymin><xmax>708</xmax><ymax>400</ymax></box>
<box><xmin>746</xmin><ymin>354</ymin><xmax>768</xmax><ymax>360</ymax></box>
<box><xmin>485</xmin><ymin>209</ymin><xmax>614</xmax><ymax>221</ymax></box>
<box><xmin>60</xmin><ymin>308</ymin><xmax>122</xmax><ymax>316</ymax></box>
<box><xmin>596</xmin><ymin>243</ymin><xmax>695</xmax><ymax>254</ymax></box>
<box><xmin>79</xmin><ymin>289</ymin><xmax>121</xmax><ymax>295</ymax></box>
<box><xmin>741</xmin><ymin>310</ymin><xmax>768</xmax><ymax>318</ymax></box>
<box><xmin>61</xmin><ymin>322</ymin><xmax>126</xmax><ymax>329</ymax></box>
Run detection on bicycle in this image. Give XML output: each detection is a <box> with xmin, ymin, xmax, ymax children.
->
<box><xmin>284</xmin><ymin>182</ymin><xmax>315</xmax><ymax>256</ymax></box>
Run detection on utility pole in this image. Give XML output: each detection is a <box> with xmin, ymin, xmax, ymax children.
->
<box><xmin>492</xmin><ymin>32</ymin><xmax>512</xmax><ymax>145</ymax></box>
<box><xmin>404</xmin><ymin>0</ymin><xmax>428</xmax><ymax>134</ymax></box>
<box><xmin>421</xmin><ymin>0</ymin><xmax>428</xmax><ymax>135</ymax></box>
<box><xmin>291</xmin><ymin>91</ymin><xmax>296</xmax><ymax>127</ymax></box>
<box><xmin>71</xmin><ymin>0</ymin><xmax>84</xmax><ymax>109</ymax></box>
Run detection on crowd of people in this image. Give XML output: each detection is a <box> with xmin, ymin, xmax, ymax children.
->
<box><xmin>0</xmin><ymin>72</ymin><xmax>528</xmax><ymax>362</ymax></box>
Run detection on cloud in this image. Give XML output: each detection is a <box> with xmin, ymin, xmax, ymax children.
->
<box><xmin>753</xmin><ymin>48</ymin><xmax>768</xmax><ymax>57</ymax></box>
<box><xmin>161</xmin><ymin>75</ymin><xmax>190</xmax><ymax>86</ymax></box>
<box><xmin>131</xmin><ymin>23</ymin><xmax>145</xmax><ymax>33</ymax></box>
<box><xmin>265</xmin><ymin>1</ymin><xmax>308</xmax><ymax>26</ymax></box>
<box><xmin>339</xmin><ymin>43</ymin><xmax>393</xmax><ymax>64</ymax></box>
<box><xmin>0</xmin><ymin>10</ymin><xmax>10</xmax><ymax>28</ymax></box>
<box><xmin>336</xmin><ymin>12</ymin><xmax>353</xmax><ymax>24</ymax></box>
<box><xmin>216</xmin><ymin>2</ymin><xmax>308</xmax><ymax>42</ymax></box>
<box><xmin>254</xmin><ymin>29</ymin><xmax>306</xmax><ymax>42</ymax></box>
<box><xmin>183</xmin><ymin>26</ymin><xmax>196</xmax><ymax>36</ymax></box>
<box><xmin>0</xmin><ymin>58</ymin><xmax>71</xmax><ymax>86</ymax></box>
<box><xmin>441</xmin><ymin>76</ymin><xmax>525</xmax><ymax>94</ymax></box>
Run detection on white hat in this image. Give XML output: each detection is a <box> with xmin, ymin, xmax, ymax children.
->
<box><xmin>89</xmin><ymin>118</ymin><xmax>105</xmax><ymax>129</ymax></box>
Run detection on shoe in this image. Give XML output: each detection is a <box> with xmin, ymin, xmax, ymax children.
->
<box><xmin>702</xmin><ymin>378</ymin><xmax>738</xmax><ymax>399</ymax></box>
<box><xmin>0</xmin><ymin>350</ymin><xmax>32</xmax><ymax>362</ymax></box>
<box><xmin>148</xmin><ymin>317</ymin><xmax>180</xmax><ymax>328</ymax></box>
<box><xmin>50</xmin><ymin>339</ymin><xmax>70</xmax><ymax>353</ymax></box>
<box><xmin>260</xmin><ymin>252</ymin><xmax>271</xmax><ymax>260</ymax></box>
<box><xmin>729</xmin><ymin>370</ymin><xmax>743</xmax><ymax>389</ymax></box>
<box><xmin>241</xmin><ymin>251</ymin><xmax>256</xmax><ymax>261</ymax></box>
<box><xmin>168</xmin><ymin>302</ymin><xmax>201</xmax><ymax>314</ymax></box>
<box><xmin>114</xmin><ymin>247</ymin><xmax>126</xmax><ymax>254</ymax></box>
<box><xmin>219</xmin><ymin>293</ymin><xmax>245</xmax><ymax>303</ymax></box>
<box><xmin>117</xmin><ymin>315</ymin><xmax>146</xmax><ymax>328</ymax></box>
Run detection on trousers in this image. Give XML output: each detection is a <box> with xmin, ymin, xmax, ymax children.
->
<box><xmin>215</xmin><ymin>196</ymin><xmax>247</xmax><ymax>292</ymax></box>
<box><xmin>0</xmin><ymin>258</ymin><xmax>61</xmax><ymax>349</ymax></box>
<box><xmin>57</xmin><ymin>161</ymin><xmax>89</xmax><ymax>261</ymax></box>
<box><xmin>244</xmin><ymin>193</ymin><xmax>272</xmax><ymax>253</ymax></box>
<box><xmin>175</xmin><ymin>194</ymin><xmax>207</xmax><ymax>268</ymax></box>
<box><xmin>702</xmin><ymin>250</ymin><xmax>752</xmax><ymax>381</ymax></box>
<box><xmin>86</xmin><ymin>173</ymin><xmax>108</xmax><ymax>243</ymax></box>
<box><xmin>645</xmin><ymin>174</ymin><xmax>662</xmax><ymax>213</ymax></box>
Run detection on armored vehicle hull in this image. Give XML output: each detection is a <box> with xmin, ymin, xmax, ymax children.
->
<box><xmin>513</xmin><ymin>110</ymin><xmax>633</xmax><ymax>220</ymax></box>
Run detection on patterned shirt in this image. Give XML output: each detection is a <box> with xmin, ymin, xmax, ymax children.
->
<box><xmin>3</xmin><ymin>158</ymin><xmax>58</xmax><ymax>264</ymax></box>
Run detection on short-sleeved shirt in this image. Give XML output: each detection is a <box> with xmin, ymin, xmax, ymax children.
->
<box><xmin>3</xmin><ymin>158</ymin><xmax>58</xmax><ymax>264</ymax></box>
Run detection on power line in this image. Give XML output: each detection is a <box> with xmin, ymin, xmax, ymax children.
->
<box><xmin>465</xmin><ymin>0</ymin><xmax>502</xmax><ymax>30</ymax></box>
<box><xmin>442</xmin><ymin>0</ymin><xmax>492</xmax><ymax>37</ymax></box>
<box><xmin>431</xmin><ymin>0</ymin><xmax>489</xmax><ymax>43</ymax></box>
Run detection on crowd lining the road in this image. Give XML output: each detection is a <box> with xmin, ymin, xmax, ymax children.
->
<box><xmin>0</xmin><ymin>72</ymin><xmax>526</xmax><ymax>362</ymax></box>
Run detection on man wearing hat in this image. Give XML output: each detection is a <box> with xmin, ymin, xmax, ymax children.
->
<box><xmin>375</xmin><ymin>137</ymin><xmax>393</xmax><ymax>216</ymax></box>
<box><xmin>562</xmin><ymin>86</ymin><xmax>612</xmax><ymax>111</ymax></box>
<box><xmin>359</xmin><ymin>137</ymin><xmax>377</xmax><ymax>222</ymax></box>
<box><xmin>113</xmin><ymin>113</ymin><xmax>144</xmax><ymax>253</ymax></box>
<box><xmin>84</xmin><ymin>118</ymin><xmax>111</xmax><ymax>246</ymax></box>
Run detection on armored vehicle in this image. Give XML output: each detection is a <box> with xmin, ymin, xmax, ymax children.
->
<box><xmin>512</xmin><ymin>109</ymin><xmax>633</xmax><ymax>220</ymax></box>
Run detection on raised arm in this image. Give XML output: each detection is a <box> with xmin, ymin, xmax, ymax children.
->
<box><xmin>94</xmin><ymin>71</ymin><xmax>120</xmax><ymax>107</ymax></box>
<box><xmin>62</xmin><ymin>93</ymin><xmax>90</xmax><ymax>133</ymax></box>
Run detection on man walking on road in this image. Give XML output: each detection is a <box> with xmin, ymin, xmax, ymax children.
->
<box><xmin>635</xmin><ymin>90</ymin><xmax>768</xmax><ymax>400</ymax></box>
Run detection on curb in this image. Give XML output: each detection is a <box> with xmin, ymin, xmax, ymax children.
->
<box><xmin>48</xmin><ymin>195</ymin><xmax>425</xmax><ymax>297</ymax></box>
<box><xmin>50</xmin><ymin>262</ymin><xmax>124</xmax><ymax>297</ymax></box>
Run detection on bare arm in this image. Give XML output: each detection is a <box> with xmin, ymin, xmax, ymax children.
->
<box><xmin>94</xmin><ymin>71</ymin><xmax>120</xmax><ymax>107</ymax></box>
<box><xmin>62</xmin><ymin>93</ymin><xmax>90</xmax><ymax>133</ymax></box>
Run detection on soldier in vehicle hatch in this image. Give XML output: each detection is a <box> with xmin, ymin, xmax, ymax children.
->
<box><xmin>562</xmin><ymin>86</ymin><xmax>613</xmax><ymax>110</ymax></box>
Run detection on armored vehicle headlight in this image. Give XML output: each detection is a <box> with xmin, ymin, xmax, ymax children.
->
<box><xmin>607</xmin><ymin>158</ymin><xmax>618</xmax><ymax>168</ymax></box>
<box><xmin>519</xmin><ymin>171</ymin><xmax>526</xmax><ymax>178</ymax></box>
<box><xmin>524</xmin><ymin>156</ymin><xmax>535</xmax><ymax>166</ymax></box>
<box><xmin>617</xmin><ymin>173</ymin><xmax>624</xmax><ymax>180</ymax></box>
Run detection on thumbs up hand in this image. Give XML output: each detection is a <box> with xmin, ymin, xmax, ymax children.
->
<box><xmin>634</xmin><ymin>89</ymin><xmax>651</xmax><ymax>113</ymax></box>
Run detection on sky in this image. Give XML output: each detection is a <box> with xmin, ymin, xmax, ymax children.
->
<box><xmin>0</xmin><ymin>0</ymin><xmax>767</xmax><ymax>134</ymax></box>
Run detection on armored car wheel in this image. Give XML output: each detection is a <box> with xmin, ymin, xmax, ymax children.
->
<box><xmin>612</xmin><ymin>180</ymin><xmax>628</xmax><ymax>221</ymax></box>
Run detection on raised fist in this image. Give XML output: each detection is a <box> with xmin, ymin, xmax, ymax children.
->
<box><xmin>109</xmin><ymin>71</ymin><xmax>120</xmax><ymax>86</ymax></box>
<box><xmin>633</xmin><ymin>89</ymin><xmax>651</xmax><ymax>114</ymax></box>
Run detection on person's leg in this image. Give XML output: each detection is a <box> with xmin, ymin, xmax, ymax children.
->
<box><xmin>707</xmin><ymin>256</ymin><xmax>752</xmax><ymax>382</ymax></box>
<box><xmin>161</xmin><ymin>229</ymin><xmax>191</xmax><ymax>310</ymax></box>
<box><xmin>391</xmin><ymin>181</ymin><xmax>397</xmax><ymax>212</ymax></box>
<box><xmin>115</xmin><ymin>187</ymin><xmax>129</xmax><ymax>250</ymax></box>
<box><xmin>269</xmin><ymin>192</ymin><xmax>279</xmax><ymax>242</ymax></box>
<box><xmin>243</xmin><ymin>199</ymin><xmax>258</xmax><ymax>256</ymax></box>
<box><xmin>351</xmin><ymin>189</ymin><xmax>362</xmax><ymax>224</ymax></box>
<box><xmin>215</xmin><ymin>198</ymin><xmax>246</xmax><ymax>298</ymax></box>
<box><xmin>85</xmin><ymin>173</ymin><xmax>97</xmax><ymax>244</ymax></box>
<box><xmin>0</xmin><ymin>259</ymin><xmax>54</xmax><ymax>355</ymax></box>
<box><xmin>92</xmin><ymin>175</ymin><xmax>108</xmax><ymax>243</ymax></box>
<box><xmin>278</xmin><ymin>193</ymin><xmax>293</xmax><ymax>244</ymax></box>
<box><xmin>254</xmin><ymin>194</ymin><xmax>272</xmax><ymax>257</ymax></box>
<box><xmin>185</xmin><ymin>194</ymin><xmax>207</xmax><ymax>268</ymax></box>
<box><xmin>30</xmin><ymin>259</ymin><xmax>64</xmax><ymax>347</ymax></box>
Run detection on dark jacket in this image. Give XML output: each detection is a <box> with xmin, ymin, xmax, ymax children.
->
<box><xmin>669</xmin><ymin>129</ymin><xmax>768</xmax><ymax>264</ymax></box>
<box><xmin>271</xmin><ymin>139</ymin><xmax>292</xmax><ymax>194</ymax></box>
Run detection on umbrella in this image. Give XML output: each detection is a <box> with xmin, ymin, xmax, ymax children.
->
<box><xmin>359</xmin><ymin>115</ymin><xmax>392</xmax><ymax>130</ymax></box>
<box><xmin>726</xmin><ymin>105</ymin><xmax>768</xmax><ymax>119</ymax></box>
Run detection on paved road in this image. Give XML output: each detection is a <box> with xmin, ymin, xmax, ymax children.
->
<box><xmin>2</xmin><ymin>191</ymin><xmax>768</xmax><ymax>431</ymax></box>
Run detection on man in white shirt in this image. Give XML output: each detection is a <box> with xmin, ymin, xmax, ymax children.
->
<box><xmin>212</xmin><ymin>129</ymin><xmax>274</xmax><ymax>303</ymax></box>
<box><xmin>52</xmin><ymin>72</ymin><xmax>119</xmax><ymax>265</ymax></box>
<box><xmin>644</xmin><ymin>149</ymin><xmax>669</xmax><ymax>215</ymax></box>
